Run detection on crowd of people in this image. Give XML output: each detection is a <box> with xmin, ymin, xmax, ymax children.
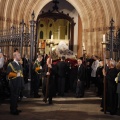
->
<box><xmin>87</xmin><ymin>56</ymin><xmax>120</xmax><ymax>116</ymax></box>
<box><xmin>0</xmin><ymin>49</ymin><xmax>120</xmax><ymax>116</ymax></box>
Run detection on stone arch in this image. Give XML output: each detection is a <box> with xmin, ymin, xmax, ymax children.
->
<box><xmin>33</xmin><ymin>0</ymin><xmax>83</xmax><ymax>56</ymax></box>
<box><xmin>1</xmin><ymin>0</ymin><xmax>120</xmax><ymax>57</ymax></box>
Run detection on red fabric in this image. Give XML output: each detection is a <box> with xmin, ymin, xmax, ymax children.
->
<box><xmin>52</xmin><ymin>58</ymin><xmax>77</xmax><ymax>67</ymax></box>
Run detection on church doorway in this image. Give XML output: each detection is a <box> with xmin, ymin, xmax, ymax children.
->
<box><xmin>35</xmin><ymin>0</ymin><xmax>82</xmax><ymax>58</ymax></box>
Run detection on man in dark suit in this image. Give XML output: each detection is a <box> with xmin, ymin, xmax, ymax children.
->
<box><xmin>76</xmin><ymin>58</ymin><xmax>85</xmax><ymax>98</ymax></box>
<box><xmin>33</xmin><ymin>55</ymin><xmax>43</xmax><ymax>98</ymax></box>
<box><xmin>7</xmin><ymin>52</ymin><xmax>24</xmax><ymax>115</ymax></box>
<box><xmin>57</xmin><ymin>56</ymin><xmax>68</xmax><ymax>96</ymax></box>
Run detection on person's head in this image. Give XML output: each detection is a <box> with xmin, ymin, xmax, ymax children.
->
<box><xmin>14</xmin><ymin>48</ymin><xmax>18</xmax><ymax>52</ymax></box>
<box><xmin>99</xmin><ymin>61</ymin><xmax>103</xmax><ymax>67</ymax></box>
<box><xmin>116</xmin><ymin>61</ymin><xmax>120</xmax><ymax>70</ymax></box>
<box><xmin>93</xmin><ymin>56</ymin><xmax>99</xmax><ymax>60</ymax></box>
<box><xmin>25</xmin><ymin>54</ymin><xmax>28</xmax><ymax>58</ymax></box>
<box><xmin>108</xmin><ymin>59</ymin><xmax>116</xmax><ymax>68</ymax></box>
<box><xmin>61</xmin><ymin>56</ymin><xmax>65</xmax><ymax>61</ymax></box>
<box><xmin>106</xmin><ymin>58</ymin><xmax>109</xmax><ymax>65</ymax></box>
<box><xmin>37</xmin><ymin>55</ymin><xmax>43</xmax><ymax>62</ymax></box>
<box><xmin>77</xmin><ymin>58</ymin><xmax>82</xmax><ymax>66</ymax></box>
<box><xmin>13</xmin><ymin>52</ymin><xmax>21</xmax><ymax>61</ymax></box>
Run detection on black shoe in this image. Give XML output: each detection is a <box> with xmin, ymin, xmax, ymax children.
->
<box><xmin>80</xmin><ymin>95</ymin><xmax>84</xmax><ymax>98</ymax></box>
<box><xmin>49</xmin><ymin>101</ymin><xmax>53</xmax><ymax>105</ymax></box>
<box><xmin>76</xmin><ymin>96</ymin><xmax>80</xmax><ymax>98</ymax></box>
<box><xmin>17</xmin><ymin>109</ymin><xmax>22</xmax><ymax>113</ymax></box>
<box><xmin>43</xmin><ymin>98</ymin><xmax>47</xmax><ymax>103</ymax></box>
<box><xmin>100</xmin><ymin>108</ymin><xmax>104</xmax><ymax>112</ymax></box>
<box><xmin>100</xmin><ymin>108</ymin><xmax>110</xmax><ymax>113</ymax></box>
<box><xmin>116</xmin><ymin>111</ymin><xmax>120</xmax><ymax>116</ymax></box>
<box><xmin>34</xmin><ymin>94</ymin><xmax>41</xmax><ymax>98</ymax></box>
<box><xmin>110</xmin><ymin>112</ymin><xmax>116</xmax><ymax>115</ymax></box>
<box><xmin>10</xmin><ymin>111</ymin><xmax>19</xmax><ymax>115</ymax></box>
<box><xmin>57</xmin><ymin>93</ymin><xmax>61</xmax><ymax>96</ymax></box>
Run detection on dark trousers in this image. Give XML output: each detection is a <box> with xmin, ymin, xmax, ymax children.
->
<box><xmin>42</xmin><ymin>78</ymin><xmax>53</xmax><ymax>103</ymax></box>
<box><xmin>76</xmin><ymin>81</ymin><xmax>84</xmax><ymax>97</ymax></box>
<box><xmin>10</xmin><ymin>86</ymin><xmax>20</xmax><ymax>112</ymax></box>
<box><xmin>34</xmin><ymin>74</ymin><xmax>41</xmax><ymax>96</ymax></box>
<box><xmin>97</xmin><ymin>78</ymin><xmax>103</xmax><ymax>96</ymax></box>
<box><xmin>107</xmin><ymin>85</ymin><xmax>118</xmax><ymax>114</ymax></box>
<box><xmin>118</xmin><ymin>93</ymin><xmax>120</xmax><ymax>109</ymax></box>
<box><xmin>91</xmin><ymin>77</ymin><xmax>97</xmax><ymax>87</ymax></box>
<box><xmin>58</xmin><ymin>77</ymin><xmax>65</xmax><ymax>96</ymax></box>
<box><xmin>86</xmin><ymin>76</ymin><xmax>91</xmax><ymax>89</ymax></box>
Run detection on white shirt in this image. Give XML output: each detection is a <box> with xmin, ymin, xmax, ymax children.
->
<box><xmin>0</xmin><ymin>57</ymin><xmax>4</xmax><ymax>68</ymax></box>
<box><xmin>14</xmin><ymin>59</ymin><xmax>19</xmax><ymax>65</ymax></box>
<box><xmin>91</xmin><ymin>60</ymin><xmax>99</xmax><ymax>77</ymax></box>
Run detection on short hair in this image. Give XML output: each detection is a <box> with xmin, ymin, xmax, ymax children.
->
<box><xmin>14</xmin><ymin>48</ymin><xmax>18</xmax><ymax>52</ymax></box>
<box><xmin>109</xmin><ymin>60</ymin><xmax>116</xmax><ymax>67</ymax></box>
<box><xmin>94</xmin><ymin>56</ymin><xmax>99</xmax><ymax>59</ymax></box>
<box><xmin>77</xmin><ymin>58</ymin><xmax>82</xmax><ymax>62</ymax></box>
<box><xmin>61</xmin><ymin>56</ymin><xmax>65</xmax><ymax>61</ymax></box>
<box><xmin>79</xmin><ymin>57</ymin><xmax>83</xmax><ymax>61</ymax></box>
<box><xmin>13</xmin><ymin>52</ymin><xmax>20</xmax><ymax>58</ymax></box>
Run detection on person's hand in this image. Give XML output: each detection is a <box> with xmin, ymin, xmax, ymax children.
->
<box><xmin>115</xmin><ymin>77</ymin><xmax>118</xmax><ymax>83</ymax></box>
<box><xmin>46</xmin><ymin>72</ymin><xmax>50</xmax><ymax>75</ymax></box>
<box><xmin>102</xmin><ymin>69</ymin><xmax>106</xmax><ymax>76</ymax></box>
<box><xmin>40</xmin><ymin>66</ymin><xmax>42</xmax><ymax>69</ymax></box>
<box><xmin>17</xmin><ymin>72</ymin><xmax>20</xmax><ymax>77</ymax></box>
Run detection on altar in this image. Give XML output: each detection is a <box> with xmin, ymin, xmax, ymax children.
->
<box><xmin>38</xmin><ymin>38</ymin><xmax>76</xmax><ymax>60</ymax></box>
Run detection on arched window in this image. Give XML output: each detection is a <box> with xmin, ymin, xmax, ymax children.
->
<box><xmin>49</xmin><ymin>31</ymin><xmax>52</xmax><ymax>39</ymax></box>
<box><xmin>40</xmin><ymin>31</ymin><xmax>43</xmax><ymax>39</ymax></box>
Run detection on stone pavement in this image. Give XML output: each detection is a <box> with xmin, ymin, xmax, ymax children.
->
<box><xmin>0</xmin><ymin>88</ymin><xmax>120</xmax><ymax>120</ymax></box>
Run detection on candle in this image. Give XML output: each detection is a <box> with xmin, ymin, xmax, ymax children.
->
<box><xmin>103</xmin><ymin>34</ymin><xmax>105</xmax><ymax>43</ymax></box>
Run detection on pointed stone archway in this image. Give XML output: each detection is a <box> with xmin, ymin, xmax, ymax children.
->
<box><xmin>34</xmin><ymin>0</ymin><xmax>83</xmax><ymax>57</ymax></box>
